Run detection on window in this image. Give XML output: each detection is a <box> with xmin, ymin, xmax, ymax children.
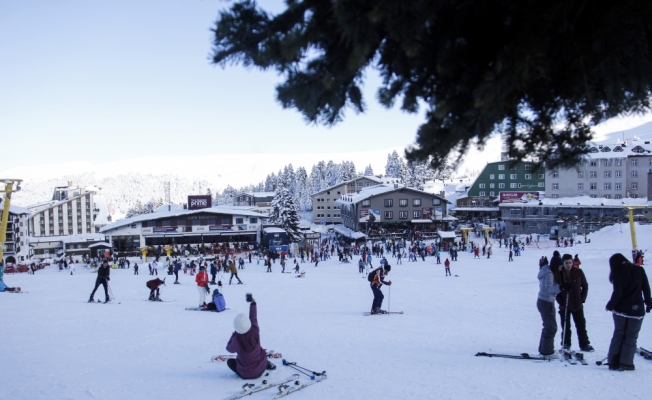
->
<box><xmin>525</xmin><ymin>174</ymin><xmax>532</xmax><ymax>179</ymax></box>
<box><xmin>384</xmin><ymin>211</ymin><xmax>393</xmax><ymax>219</ymax></box>
<box><xmin>479</xmin><ymin>183</ymin><xmax>486</xmax><ymax>188</ymax></box>
<box><xmin>604</xmin><ymin>194</ymin><xmax>611</xmax><ymax>199</ymax></box>
<box><xmin>498</xmin><ymin>174</ymin><xmax>505</xmax><ymax>179</ymax></box>
<box><xmin>604</xmin><ymin>171</ymin><xmax>611</xmax><ymax>178</ymax></box>
<box><xmin>615</xmin><ymin>171</ymin><xmax>622</xmax><ymax>178</ymax></box>
<box><xmin>590</xmin><ymin>183</ymin><xmax>597</xmax><ymax>190</ymax></box>
<box><xmin>498</xmin><ymin>165</ymin><xmax>505</xmax><ymax>170</ymax></box>
<box><xmin>413</xmin><ymin>210</ymin><xmax>422</xmax><ymax>218</ymax></box>
<box><xmin>578</xmin><ymin>183</ymin><xmax>583</xmax><ymax>190</ymax></box>
<box><xmin>384</xmin><ymin>199</ymin><xmax>393</xmax><ymax>207</ymax></box>
<box><xmin>590</xmin><ymin>194</ymin><xmax>597</xmax><ymax>198</ymax></box>
<box><xmin>590</xmin><ymin>160</ymin><xmax>598</xmax><ymax>166</ymax></box>
<box><xmin>489</xmin><ymin>174</ymin><xmax>495</xmax><ymax>179</ymax></box>
<box><xmin>552</xmin><ymin>172</ymin><xmax>559</xmax><ymax>178</ymax></box>
<box><xmin>616</xmin><ymin>159</ymin><xmax>623</xmax><ymax>166</ymax></box>
<box><xmin>362</xmin><ymin>200</ymin><xmax>370</xmax><ymax>207</ymax></box>
<box><xmin>552</xmin><ymin>183</ymin><xmax>559</xmax><ymax>190</ymax></box>
<box><xmin>510</xmin><ymin>174</ymin><xmax>517</xmax><ymax>179</ymax></box>
<box><xmin>479</xmin><ymin>191</ymin><xmax>486</xmax><ymax>196</ymax></box>
<box><xmin>249</xmin><ymin>217</ymin><xmax>258</xmax><ymax>224</ymax></box>
<box><xmin>604</xmin><ymin>159</ymin><xmax>612</xmax><ymax>166</ymax></box>
<box><xmin>489</xmin><ymin>183</ymin><xmax>495</xmax><ymax>188</ymax></box>
<box><xmin>615</xmin><ymin>183</ymin><xmax>622</xmax><ymax>190</ymax></box>
<box><xmin>604</xmin><ymin>183</ymin><xmax>611</xmax><ymax>190</ymax></box>
<box><xmin>413</xmin><ymin>199</ymin><xmax>421</xmax><ymax>206</ymax></box>
<box><xmin>632</xmin><ymin>194</ymin><xmax>639</xmax><ymax>199</ymax></box>
<box><xmin>525</xmin><ymin>165</ymin><xmax>533</xmax><ymax>170</ymax></box>
<box><xmin>578</xmin><ymin>172</ymin><xmax>584</xmax><ymax>178</ymax></box>
<box><xmin>632</xmin><ymin>160</ymin><xmax>638</xmax><ymax>166</ymax></box>
<box><xmin>510</xmin><ymin>208</ymin><xmax>521</xmax><ymax>215</ymax></box>
<box><xmin>538</xmin><ymin>174</ymin><xmax>545</xmax><ymax>179</ymax></box>
<box><xmin>499</xmin><ymin>183</ymin><xmax>505</xmax><ymax>188</ymax></box>
<box><xmin>490</xmin><ymin>191</ymin><xmax>495</xmax><ymax>196</ymax></box>
<box><xmin>615</xmin><ymin>194</ymin><xmax>622</xmax><ymax>199</ymax></box>
<box><xmin>632</xmin><ymin>183</ymin><xmax>639</xmax><ymax>190</ymax></box>
<box><xmin>538</xmin><ymin>182</ymin><xmax>545</xmax><ymax>187</ymax></box>
<box><xmin>399</xmin><ymin>211</ymin><xmax>408</xmax><ymax>219</ymax></box>
<box><xmin>510</xmin><ymin>183</ymin><xmax>517</xmax><ymax>188</ymax></box>
<box><xmin>632</xmin><ymin>171</ymin><xmax>638</xmax><ymax>178</ymax></box>
<box><xmin>433</xmin><ymin>198</ymin><xmax>441</xmax><ymax>205</ymax></box>
<box><xmin>399</xmin><ymin>199</ymin><xmax>408</xmax><ymax>207</ymax></box>
<box><xmin>590</xmin><ymin>171</ymin><xmax>597</xmax><ymax>178</ymax></box>
<box><xmin>235</xmin><ymin>218</ymin><xmax>244</xmax><ymax>224</ymax></box>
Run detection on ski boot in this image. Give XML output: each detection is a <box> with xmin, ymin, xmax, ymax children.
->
<box><xmin>88</xmin><ymin>298</ymin><xmax>95</xmax><ymax>303</ymax></box>
<box><xmin>148</xmin><ymin>294</ymin><xmax>155</xmax><ymax>301</ymax></box>
<box><xmin>266</xmin><ymin>360</ymin><xmax>277</xmax><ymax>370</ymax></box>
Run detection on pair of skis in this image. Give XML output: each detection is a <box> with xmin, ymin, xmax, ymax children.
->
<box><xmin>363</xmin><ymin>311</ymin><xmax>404</xmax><ymax>316</ymax></box>
<box><xmin>638</xmin><ymin>347</ymin><xmax>652</xmax><ymax>360</ymax></box>
<box><xmin>475</xmin><ymin>350</ymin><xmax>588</xmax><ymax>365</ymax></box>
<box><xmin>223</xmin><ymin>374</ymin><xmax>300</xmax><ymax>400</ymax></box>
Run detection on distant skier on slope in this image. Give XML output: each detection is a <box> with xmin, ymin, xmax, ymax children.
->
<box><xmin>369</xmin><ymin>264</ymin><xmax>392</xmax><ymax>314</ymax></box>
<box><xmin>147</xmin><ymin>277</ymin><xmax>165</xmax><ymax>301</ymax></box>
<box><xmin>88</xmin><ymin>261</ymin><xmax>111</xmax><ymax>303</ymax></box>
<box><xmin>226</xmin><ymin>294</ymin><xmax>276</xmax><ymax>379</ymax></box>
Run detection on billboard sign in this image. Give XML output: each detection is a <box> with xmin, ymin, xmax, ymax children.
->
<box><xmin>422</xmin><ymin>207</ymin><xmax>434</xmax><ymax>219</ymax></box>
<box><xmin>359</xmin><ymin>208</ymin><xmax>381</xmax><ymax>223</ymax></box>
<box><xmin>153</xmin><ymin>227</ymin><xmax>179</xmax><ymax>234</ymax></box>
<box><xmin>188</xmin><ymin>195</ymin><xmax>212</xmax><ymax>210</ymax></box>
<box><xmin>499</xmin><ymin>192</ymin><xmax>540</xmax><ymax>203</ymax></box>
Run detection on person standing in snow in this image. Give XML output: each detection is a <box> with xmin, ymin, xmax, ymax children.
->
<box><xmin>196</xmin><ymin>266</ymin><xmax>209</xmax><ymax>307</ymax></box>
<box><xmin>229</xmin><ymin>258</ymin><xmax>243</xmax><ymax>284</ymax></box>
<box><xmin>226</xmin><ymin>294</ymin><xmax>276</xmax><ymax>379</ymax></box>
<box><xmin>508</xmin><ymin>250</ymin><xmax>513</xmax><ymax>262</ymax></box>
<box><xmin>147</xmin><ymin>277</ymin><xmax>165</xmax><ymax>301</ymax></box>
<box><xmin>88</xmin><ymin>261</ymin><xmax>111</xmax><ymax>303</ymax></box>
<box><xmin>537</xmin><ymin>256</ymin><xmax>561</xmax><ymax>359</ymax></box>
<box><xmin>370</xmin><ymin>265</ymin><xmax>392</xmax><ymax>314</ymax></box>
<box><xmin>151</xmin><ymin>260</ymin><xmax>159</xmax><ymax>276</ymax></box>
<box><xmin>556</xmin><ymin>253</ymin><xmax>593</xmax><ymax>352</ymax></box>
<box><xmin>210</xmin><ymin>261</ymin><xmax>218</xmax><ymax>284</ymax></box>
<box><xmin>444</xmin><ymin>258</ymin><xmax>451</xmax><ymax>276</ymax></box>
<box><xmin>605</xmin><ymin>253</ymin><xmax>652</xmax><ymax>371</ymax></box>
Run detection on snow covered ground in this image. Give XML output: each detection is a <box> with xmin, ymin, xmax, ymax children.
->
<box><xmin>3</xmin><ymin>224</ymin><xmax>652</xmax><ymax>400</ymax></box>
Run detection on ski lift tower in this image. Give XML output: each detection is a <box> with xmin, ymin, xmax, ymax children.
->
<box><xmin>0</xmin><ymin>179</ymin><xmax>22</xmax><ymax>261</ymax></box>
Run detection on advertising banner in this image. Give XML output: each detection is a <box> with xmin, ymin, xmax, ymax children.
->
<box><xmin>188</xmin><ymin>195</ymin><xmax>212</xmax><ymax>210</ymax></box>
<box><xmin>359</xmin><ymin>208</ymin><xmax>381</xmax><ymax>223</ymax></box>
<box><xmin>422</xmin><ymin>207</ymin><xmax>434</xmax><ymax>218</ymax></box>
<box><xmin>153</xmin><ymin>227</ymin><xmax>179</xmax><ymax>234</ymax></box>
<box><xmin>499</xmin><ymin>192</ymin><xmax>540</xmax><ymax>203</ymax></box>
<box><xmin>209</xmin><ymin>225</ymin><xmax>233</xmax><ymax>231</ymax></box>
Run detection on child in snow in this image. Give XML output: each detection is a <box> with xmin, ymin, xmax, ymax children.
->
<box><xmin>444</xmin><ymin>258</ymin><xmax>451</xmax><ymax>276</ymax></box>
<box><xmin>226</xmin><ymin>294</ymin><xmax>276</xmax><ymax>379</ymax></box>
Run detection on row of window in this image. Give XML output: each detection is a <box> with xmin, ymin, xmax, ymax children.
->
<box><xmin>315</xmin><ymin>206</ymin><xmax>340</xmax><ymax>210</ymax></box>
<box><xmin>488</xmin><ymin>173</ymin><xmax>545</xmax><ymax>180</ymax></box>
<box><xmin>480</xmin><ymin>182</ymin><xmax>545</xmax><ymax>189</ymax></box>
<box><xmin>361</xmin><ymin>198</ymin><xmax>441</xmax><ymax>207</ymax></box>
<box><xmin>552</xmin><ymin>183</ymin><xmax>637</xmax><ymax>190</ymax></box>
<box><xmin>497</xmin><ymin>164</ymin><xmax>534</xmax><ymax>170</ymax></box>
<box><xmin>552</xmin><ymin>170</ymin><xmax>639</xmax><ymax>179</ymax></box>
<box><xmin>383</xmin><ymin>211</ymin><xmax>423</xmax><ymax>219</ymax></box>
<box><xmin>315</xmin><ymin>214</ymin><xmax>341</xmax><ymax>218</ymax></box>
<box><xmin>550</xmin><ymin>194</ymin><xmax>636</xmax><ymax>199</ymax></box>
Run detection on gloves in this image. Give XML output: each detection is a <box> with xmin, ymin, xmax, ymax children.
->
<box><xmin>386</xmin><ymin>281</ymin><xmax>392</xmax><ymax>286</ymax></box>
<box><xmin>106</xmin><ymin>277</ymin><xmax>110</xmax><ymax>281</ymax></box>
<box><xmin>647</xmin><ymin>305</ymin><xmax>652</xmax><ymax>314</ymax></box>
<box><xmin>560</xmin><ymin>283</ymin><xmax>571</xmax><ymax>293</ymax></box>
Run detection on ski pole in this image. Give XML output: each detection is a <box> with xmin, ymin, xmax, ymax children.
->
<box><xmin>561</xmin><ymin>279</ymin><xmax>570</xmax><ymax>351</ymax></box>
<box><xmin>596</xmin><ymin>356</ymin><xmax>608</xmax><ymax>366</ymax></box>
<box><xmin>282</xmin><ymin>360</ymin><xmax>325</xmax><ymax>378</ymax></box>
<box><xmin>107</xmin><ymin>282</ymin><xmax>116</xmax><ymax>300</ymax></box>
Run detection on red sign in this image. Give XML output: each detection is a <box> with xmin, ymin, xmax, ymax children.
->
<box><xmin>499</xmin><ymin>192</ymin><xmax>540</xmax><ymax>203</ymax></box>
<box><xmin>188</xmin><ymin>195</ymin><xmax>212</xmax><ymax>210</ymax></box>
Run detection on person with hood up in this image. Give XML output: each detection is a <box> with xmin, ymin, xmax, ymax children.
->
<box><xmin>606</xmin><ymin>253</ymin><xmax>652</xmax><ymax>371</ymax></box>
<box><xmin>537</xmin><ymin>256</ymin><xmax>561</xmax><ymax>359</ymax></box>
<box><xmin>226</xmin><ymin>294</ymin><xmax>276</xmax><ymax>379</ymax></box>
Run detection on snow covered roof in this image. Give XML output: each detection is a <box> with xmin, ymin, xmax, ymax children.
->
<box><xmin>411</xmin><ymin>219</ymin><xmax>434</xmax><ymax>224</ymax></box>
<box><xmin>248</xmin><ymin>191</ymin><xmax>276</xmax><ymax>198</ymax></box>
<box><xmin>336</xmin><ymin>185</ymin><xmax>450</xmax><ymax>205</ymax></box>
<box><xmin>312</xmin><ymin>176</ymin><xmax>383</xmax><ymax>196</ymax></box>
<box><xmin>579</xmin><ymin>133</ymin><xmax>652</xmax><ymax>159</ymax></box>
<box><xmin>100</xmin><ymin>206</ymin><xmax>265</xmax><ymax>233</ymax></box>
<box><xmin>333</xmin><ymin>225</ymin><xmax>366</xmax><ymax>239</ymax></box>
<box><xmin>498</xmin><ymin>195</ymin><xmax>650</xmax><ymax>208</ymax></box>
<box><xmin>263</xmin><ymin>227</ymin><xmax>286</xmax><ymax>233</ymax></box>
<box><xmin>9</xmin><ymin>205</ymin><xmax>31</xmax><ymax>215</ymax></box>
<box><xmin>453</xmin><ymin>207</ymin><xmax>500</xmax><ymax>212</ymax></box>
<box><xmin>87</xmin><ymin>242</ymin><xmax>111</xmax><ymax>248</ymax></box>
<box><xmin>153</xmin><ymin>204</ymin><xmax>184</xmax><ymax>213</ymax></box>
<box><xmin>437</xmin><ymin>231</ymin><xmax>458</xmax><ymax>238</ymax></box>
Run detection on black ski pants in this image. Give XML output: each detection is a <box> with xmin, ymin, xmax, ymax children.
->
<box><xmin>229</xmin><ymin>272</ymin><xmax>242</xmax><ymax>284</ymax></box>
<box><xmin>370</xmin><ymin>284</ymin><xmax>384</xmax><ymax>311</ymax></box>
<box><xmin>608</xmin><ymin>313</ymin><xmax>644</xmax><ymax>368</ymax></box>
<box><xmin>537</xmin><ymin>298</ymin><xmax>557</xmax><ymax>355</ymax></box>
<box><xmin>559</xmin><ymin>307</ymin><xmax>590</xmax><ymax>348</ymax></box>
<box><xmin>90</xmin><ymin>278</ymin><xmax>109</xmax><ymax>301</ymax></box>
<box><xmin>149</xmin><ymin>288</ymin><xmax>160</xmax><ymax>299</ymax></box>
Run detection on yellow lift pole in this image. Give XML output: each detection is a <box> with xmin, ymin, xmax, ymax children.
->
<box><xmin>623</xmin><ymin>206</ymin><xmax>650</xmax><ymax>252</ymax></box>
<box><xmin>0</xmin><ymin>179</ymin><xmax>22</xmax><ymax>262</ymax></box>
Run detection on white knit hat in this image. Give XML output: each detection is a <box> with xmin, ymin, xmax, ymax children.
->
<box><xmin>234</xmin><ymin>313</ymin><xmax>251</xmax><ymax>334</ymax></box>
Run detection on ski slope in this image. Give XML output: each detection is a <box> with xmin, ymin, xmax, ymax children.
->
<box><xmin>2</xmin><ymin>224</ymin><xmax>652</xmax><ymax>400</ymax></box>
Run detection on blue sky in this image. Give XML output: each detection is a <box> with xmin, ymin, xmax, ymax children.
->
<box><xmin>2</xmin><ymin>0</ymin><xmax>651</xmax><ymax>172</ymax></box>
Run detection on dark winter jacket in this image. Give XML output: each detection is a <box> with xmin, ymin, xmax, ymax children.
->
<box><xmin>606</xmin><ymin>265</ymin><xmax>652</xmax><ymax>317</ymax></box>
<box><xmin>556</xmin><ymin>268</ymin><xmax>588</xmax><ymax>313</ymax></box>
<box><xmin>146</xmin><ymin>278</ymin><xmax>164</xmax><ymax>290</ymax></box>
<box><xmin>97</xmin><ymin>264</ymin><xmax>111</xmax><ymax>281</ymax></box>
<box><xmin>226</xmin><ymin>303</ymin><xmax>266</xmax><ymax>379</ymax></box>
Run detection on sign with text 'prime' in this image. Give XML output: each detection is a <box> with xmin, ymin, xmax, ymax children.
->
<box><xmin>188</xmin><ymin>195</ymin><xmax>212</xmax><ymax>210</ymax></box>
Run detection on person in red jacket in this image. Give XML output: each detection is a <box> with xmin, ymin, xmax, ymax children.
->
<box><xmin>195</xmin><ymin>266</ymin><xmax>209</xmax><ymax>308</ymax></box>
<box><xmin>444</xmin><ymin>258</ymin><xmax>451</xmax><ymax>276</ymax></box>
<box><xmin>226</xmin><ymin>294</ymin><xmax>276</xmax><ymax>379</ymax></box>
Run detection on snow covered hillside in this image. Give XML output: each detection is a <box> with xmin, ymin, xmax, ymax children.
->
<box><xmin>3</xmin><ymin>223</ymin><xmax>651</xmax><ymax>400</ymax></box>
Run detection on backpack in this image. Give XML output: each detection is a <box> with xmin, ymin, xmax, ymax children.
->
<box><xmin>214</xmin><ymin>293</ymin><xmax>226</xmax><ymax>312</ymax></box>
<box><xmin>367</xmin><ymin>267</ymin><xmax>381</xmax><ymax>283</ymax></box>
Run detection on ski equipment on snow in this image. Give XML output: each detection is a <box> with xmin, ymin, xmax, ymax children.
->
<box><xmin>363</xmin><ymin>311</ymin><xmax>404</xmax><ymax>316</ymax></box>
<box><xmin>572</xmin><ymin>351</ymin><xmax>588</xmax><ymax>365</ymax></box>
<box><xmin>272</xmin><ymin>375</ymin><xmax>327</xmax><ymax>399</ymax></box>
<box><xmin>281</xmin><ymin>360</ymin><xmax>325</xmax><ymax>379</ymax></box>
<box><xmin>475</xmin><ymin>352</ymin><xmax>546</xmax><ymax>361</ymax></box>
<box><xmin>637</xmin><ymin>347</ymin><xmax>652</xmax><ymax>360</ymax></box>
<box><xmin>223</xmin><ymin>374</ymin><xmax>300</xmax><ymax>400</ymax></box>
<box><xmin>212</xmin><ymin>351</ymin><xmax>282</xmax><ymax>362</ymax></box>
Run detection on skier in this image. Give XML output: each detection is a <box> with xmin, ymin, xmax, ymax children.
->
<box><xmin>573</xmin><ymin>254</ymin><xmax>581</xmax><ymax>269</ymax></box>
<box><xmin>435</xmin><ymin>249</ymin><xmax>441</xmax><ymax>264</ymax></box>
<box><xmin>226</xmin><ymin>294</ymin><xmax>276</xmax><ymax>379</ymax></box>
<box><xmin>88</xmin><ymin>261</ymin><xmax>111</xmax><ymax>303</ymax></box>
<box><xmin>537</xmin><ymin>256</ymin><xmax>561</xmax><ymax>359</ymax></box>
<box><xmin>210</xmin><ymin>261</ymin><xmax>217</xmax><ymax>284</ymax></box>
<box><xmin>508</xmin><ymin>250</ymin><xmax>513</xmax><ymax>262</ymax></box>
<box><xmin>556</xmin><ymin>254</ymin><xmax>593</xmax><ymax>352</ymax></box>
<box><xmin>196</xmin><ymin>265</ymin><xmax>209</xmax><ymax>308</ymax></box>
<box><xmin>147</xmin><ymin>277</ymin><xmax>165</xmax><ymax>301</ymax></box>
<box><xmin>229</xmin><ymin>258</ymin><xmax>243</xmax><ymax>284</ymax></box>
<box><xmin>204</xmin><ymin>288</ymin><xmax>227</xmax><ymax>312</ymax></box>
<box><xmin>134</xmin><ymin>263</ymin><xmax>139</xmax><ymax>275</ymax></box>
<box><xmin>396</xmin><ymin>251</ymin><xmax>402</xmax><ymax>264</ymax></box>
<box><xmin>444</xmin><ymin>258</ymin><xmax>451</xmax><ymax>276</ymax></box>
<box><xmin>173</xmin><ymin>259</ymin><xmax>181</xmax><ymax>284</ymax></box>
<box><xmin>369</xmin><ymin>264</ymin><xmax>392</xmax><ymax>314</ymax></box>
<box><xmin>605</xmin><ymin>253</ymin><xmax>652</xmax><ymax>370</ymax></box>
<box><xmin>294</xmin><ymin>260</ymin><xmax>300</xmax><ymax>273</ymax></box>
<box><xmin>152</xmin><ymin>260</ymin><xmax>158</xmax><ymax>276</ymax></box>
